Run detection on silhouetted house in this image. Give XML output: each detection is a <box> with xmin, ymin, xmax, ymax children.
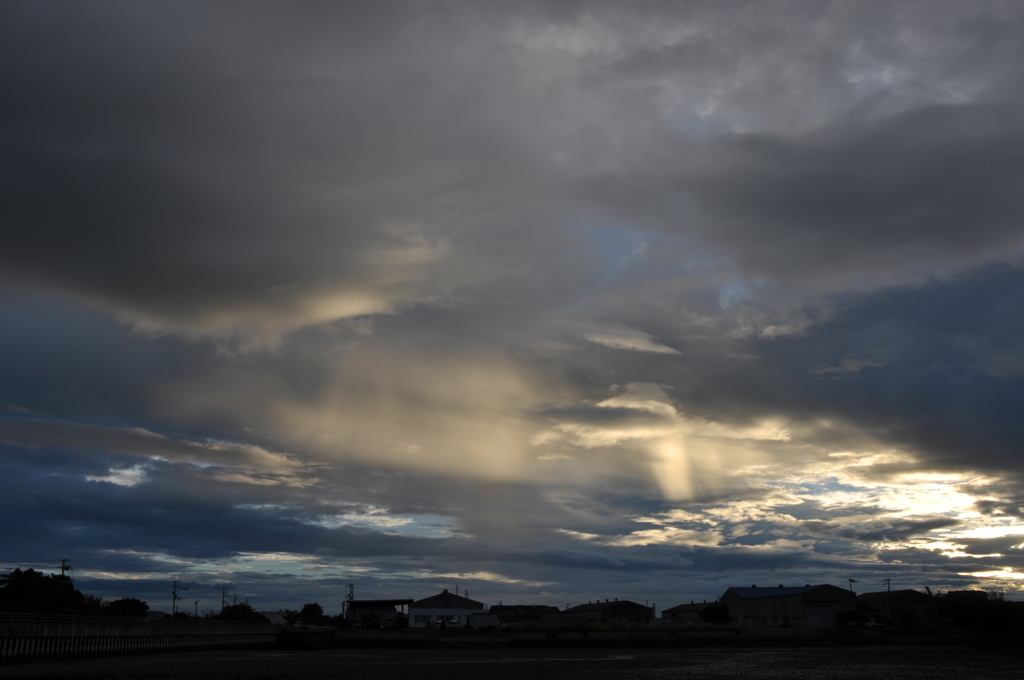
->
<box><xmin>409</xmin><ymin>589</ymin><xmax>484</xmax><ymax>628</ymax></box>
<box><xmin>561</xmin><ymin>599</ymin><xmax>654</xmax><ymax>623</ymax></box>
<box><xmin>489</xmin><ymin>604</ymin><xmax>562</xmax><ymax>624</ymax></box>
<box><xmin>857</xmin><ymin>590</ymin><xmax>937</xmax><ymax>626</ymax></box>
<box><xmin>721</xmin><ymin>584</ymin><xmax>856</xmax><ymax>628</ymax></box>
<box><xmin>468</xmin><ymin>611</ymin><xmax>499</xmax><ymax>628</ymax></box>
<box><xmin>662</xmin><ymin>600</ymin><xmax>713</xmax><ymax>623</ymax></box>
<box><xmin>346</xmin><ymin>599</ymin><xmax>414</xmax><ymax>628</ymax></box>
<box><xmin>946</xmin><ymin>589</ymin><xmax>988</xmax><ymax>603</ymax></box>
<box><xmin>260</xmin><ymin>611</ymin><xmax>288</xmax><ymax>625</ymax></box>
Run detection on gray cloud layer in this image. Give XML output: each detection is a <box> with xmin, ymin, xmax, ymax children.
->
<box><xmin>2</xmin><ymin>1</ymin><xmax>1023</xmax><ymax>608</ymax></box>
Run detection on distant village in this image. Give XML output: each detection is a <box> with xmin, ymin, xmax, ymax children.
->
<box><xmin>4</xmin><ymin>567</ymin><xmax>1022</xmax><ymax>633</ymax></box>
<box><xmin>4</xmin><ymin>566</ymin><xmax>1024</xmax><ymax>665</ymax></box>
<box><xmin>330</xmin><ymin>583</ymin><xmax>995</xmax><ymax>630</ymax></box>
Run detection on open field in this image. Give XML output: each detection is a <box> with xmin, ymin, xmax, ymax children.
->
<box><xmin>2</xmin><ymin>645</ymin><xmax>1022</xmax><ymax>680</ymax></box>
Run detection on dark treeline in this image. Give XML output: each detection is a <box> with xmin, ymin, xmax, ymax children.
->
<box><xmin>281</xmin><ymin>602</ymin><xmax>349</xmax><ymax>628</ymax></box>
<box><xmin>936</xmin><ymin>590</ymin><xmax>1024</xmax><ymax>632</ymax></box>
<box><xmin>0</xmin><ymin>568</ymin><xmax>266</xmax><ymax>622</ymax></box>
<box><xmin>0</xmin><ymin>568</ymin><xmax>147</xmax><ymax>617</ymax></box>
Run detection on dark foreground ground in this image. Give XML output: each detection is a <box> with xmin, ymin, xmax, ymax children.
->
<box><xmin>2</xmin><ymin>645</ymin><xmax>1022</xmax><ymax>680</ymax></box>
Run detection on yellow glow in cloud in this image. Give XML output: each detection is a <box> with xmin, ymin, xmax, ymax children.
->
<box><xmin>532</xmin><ymin>382</ymin><xmax>789</xmax><ymax>500</ymax></box>
<box><xmin>584</xmin><ymin>327</ymin><xmax>681</xmax><ymax>354</ymax></box>
<box><xmin>649</xmin><ymin>441</ymin><xmax>692</xmax><ymax>500</ymax></box>
<box><xmin>432</xmin><ymin>571</ymin><xmax>552</xmax><ymax>587</ymax></box>
<box><xmin>943</xmin><ymin>525</ymin><xmax>1024</xmax><ymax>540</ymax></box>
<box><xmin>964</xmin><ymin>569</ymin><xmax>1024</xmax><ymax>580</ymax></box>
<box><xmin>557</xmin><ymin>526</ymin><xmax>722</xmax><ymax>547</ymax></box>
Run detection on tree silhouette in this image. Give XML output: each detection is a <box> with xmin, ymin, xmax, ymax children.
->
<box><xmin>103</xmin><ymin>597</ymin><xmax>149</xmax><ymax>618</ymax></box>
<box><xmin>0</xmin><ymin>568</ymin><xmax>85</xmax><ymax>615</ymax></box>
<box><xmin>298</xmin><ymin>602</ymin><xmax>328</xmax><ymax>626</ymax></box>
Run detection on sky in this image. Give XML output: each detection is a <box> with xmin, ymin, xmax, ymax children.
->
<box><xmin>2</xmin><ymin>1</ymin><xmax>1024</xmax><ymax>615</ymax></box>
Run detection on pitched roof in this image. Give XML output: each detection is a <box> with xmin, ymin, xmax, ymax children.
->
<box><xmin>857</xmin><ymin>589</ymin><xmax>930</xmax><ymax>600</ymax></box>
<box><xmin>489</xmin><ymin>605</ymin><xmax>561</xmax><ymax>613</ymax></box>
<box><xmin>411</xmin><ymin>589</ymin><xmax>484</xmax><ymax>610</ymax></box>
<box><xmin>564</xmin><ymin>600</ymin><xmax>649</xmax><ymax>613</ymax></box>
<box><xmin>663</xmin><ymin>601</ymin><xmax>713</xmax><ymax>613</ymax></box>
<box><xmin>725</xmin><ymin>584</ymin><xmax>839</xmax><ymax>599</ymax></box>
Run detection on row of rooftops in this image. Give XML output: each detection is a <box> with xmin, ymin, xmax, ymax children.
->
<box><xmin>347</xmin><ymin>584</ymin><xmax>942</xmax><ymax>617</ymax></box>
<box><xmin>349</xmin><ymin>590</ymin><xmax>649</xmax><ymax>613</ymax></box>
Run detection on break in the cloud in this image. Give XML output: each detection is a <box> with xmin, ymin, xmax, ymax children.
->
<box><xmin>1</xmin><ymin>1</ymin><xmax>1023</xmax><ymax>611</ymax></box>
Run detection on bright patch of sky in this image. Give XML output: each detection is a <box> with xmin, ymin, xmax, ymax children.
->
<box><xmin>85</xmin><ymin>465</ymin><xmax>148</xmax><ymax>487</ymax></box>
<box><xmin>310</xmin><ymin>512</ymin><xmax>458</xmax><ymax>538</ymax></box>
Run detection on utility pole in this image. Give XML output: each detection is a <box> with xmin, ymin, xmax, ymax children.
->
<box><xmin>58</xmin><ymin>559</ymin><xmax>73</xmax><ymax>580</ymax></box>
<box><xmin>848</xmin><ymin>579</ymin><xmax>857</xmax><ymax>592</ymax></box>
<box><xmin>343</xmin><ymin>584</ymin><xmax>354</xmax><ymax>620</ymax></box>
<box><xmin>221</xmin><ymin>588</ymin><xmax>229</xmax><ymax>611</ymax></box>
<box><xmin>232</xmin><ymin>593</ymin><xmax>237</xmax><ymax>605</ymax></box>
<box><xmin>171</xmin><ymin>580</ymin><xmax>188</xmax><ymax>615</ymax></box>
<box><xmin>194</xmin><ymin>600</ymin><xmax>199</xmax><ymax>617</ymax></box>
<box><xmin>883</xmin><ymin>578</ymin><xmax>891</xmax><ymax>592</ymax></box>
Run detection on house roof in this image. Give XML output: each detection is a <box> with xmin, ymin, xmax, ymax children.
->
<box><xmin>411</xmin><ymin>589</ymin><xmax>484</xmax><ymax>610</ymax></box>
<box><xmin>489</xmin><ymin>605</ymin><xmax>561</xmax><ymax>613</ymax></box>
<box><xmin>725</xmin><ymin>584</ymin><xmax>841</xmax><ymax>599</ymax></box>
<box><xmin>663</xmin><ymin>601</ymin><xmax>713</xmax><ymax>613</ymax></box>
<box><xmin>857</xmin><ymin>590</ymin><xmax>930</xmax><ymax>600</ymax></box>
<box><xmin>564</xmin><ymin>600</ymin><xmax>649</xmax><ymax>613</ymax></box>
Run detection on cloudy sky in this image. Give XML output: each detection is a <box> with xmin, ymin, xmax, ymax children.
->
<box><xmin>3</xmin><ymin>1</ymin><xmax>1024</xmax><ymax>614</ymax></box>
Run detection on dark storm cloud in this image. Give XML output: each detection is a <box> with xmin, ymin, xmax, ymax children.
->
<box><xmin>975</xmin><ymin>498</ymin><xmax>1024</xmax><ymax>519</ymax></box>
<box><xmin>586</xmin><ymin>103</ymin><xmax>1024</xmax><ymax>294</ymax></box>
<box><xmin>0</xmin><ymin>1</ymin><xmax>563</xmax><ymax>341</ymax></box>
<box><xmin>802</xmin><ymin>517</ymin><xmax>962</xmax><ymax>542</ymax></box>
<box><xmin>753</xmin><ymin>265</ymin><xmax>1024</xmax><ymax>475</ymax></box>
<box><xmin>0</xmin><ymin>440</ymin><xmax>446</xmax><ymax>561</ymax></box>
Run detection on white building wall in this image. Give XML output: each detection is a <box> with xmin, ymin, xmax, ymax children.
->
<box><xmin>408</xmin><ymin>608</ymin><xmax>478</xmax><ymax>628</ymax></box>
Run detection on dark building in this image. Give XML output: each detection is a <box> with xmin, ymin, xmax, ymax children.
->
<box><xmin>720</xmin><ymin>584</ymin><xmax>856</xmax><ymax>628</ymax></box>
<box><xmin>489</xmin><ymin>604</ymin><xmax>562</xmax><ymax>624</ymax></box>
<box><xmin>345</xmin><ymin>599</ymin><xmax>414</xmax><ymax>628</ymax></box>
<box><xmin>561</xmin><ymin>599</ymin><xmax>654</xmax><ymax>623</ymax></box>
<box><xmin>662</xmin><ymin>600</ymin><xmax>714</xmax><ymax>623</ymax></box>
<box><xmin>857</xmin><ymin>589</ymin><xmax>938</xmax><ymax>626</ymax></box>
<box><xmin>409</xmin><ymin>589</ymin><xmax>484</xmax><ymax>628</ymax></box>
